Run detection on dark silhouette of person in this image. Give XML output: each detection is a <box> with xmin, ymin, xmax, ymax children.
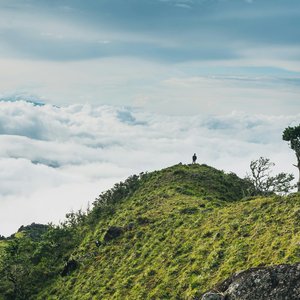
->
<box><xmin>192</xmin><ymin>153</ymin><xmax>197</xmax><ymax>164</ymax></box>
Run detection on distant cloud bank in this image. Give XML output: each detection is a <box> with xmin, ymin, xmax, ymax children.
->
<box><xmin>0</xmin><ymin>100</ymin><xmax>299</xmax><ymax>236</ymax></box>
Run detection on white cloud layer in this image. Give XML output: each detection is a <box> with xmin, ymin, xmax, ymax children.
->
<box><xmin>0</xmin><ymin>100</ymin><xmax>299</xmax><ymax>236</ymax></box>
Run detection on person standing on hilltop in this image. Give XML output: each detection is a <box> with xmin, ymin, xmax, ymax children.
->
<box><xmin>192</xmin><ymin>153</ymin><xmax>197</xmax><ymax>164</ymax></box>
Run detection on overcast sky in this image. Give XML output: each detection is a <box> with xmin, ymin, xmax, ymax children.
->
<box><xmin>0</xmin><ymin>0</ymin><xmax>299</xmax><ymax>236</ymax></box>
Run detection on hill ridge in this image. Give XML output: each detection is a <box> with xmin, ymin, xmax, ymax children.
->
<box><xmin>0</xmin><ymin>163</ymin><xmax>299</xmax><ymax>300</ymax></box>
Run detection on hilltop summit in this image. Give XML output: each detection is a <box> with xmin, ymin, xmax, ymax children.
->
<box><xmin>0</xmin><ymin>164</ymin><xmax>299</xmax><ymax>299</ymax></box>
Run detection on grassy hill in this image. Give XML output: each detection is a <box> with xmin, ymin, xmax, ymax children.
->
<box><xmin>1</xmin><ymin>164</ymin><xmax>300</xmax><ymax>299</ymax></box>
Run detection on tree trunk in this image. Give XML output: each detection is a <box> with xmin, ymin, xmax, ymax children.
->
<box><xmin>297</xmin><ymin>154</ymin><xmax>300</xmax><ymax>192</ymax></box>
<box><xmin>298</xmin><ymin>167</ymin><xmax>300</xmax><ymax>192</ymax></box>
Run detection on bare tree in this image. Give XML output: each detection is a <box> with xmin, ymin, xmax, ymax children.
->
<box><xmin>245</xmin><ymin>157</ymin><xmax>295</xmax><ymax>195</ymax></box>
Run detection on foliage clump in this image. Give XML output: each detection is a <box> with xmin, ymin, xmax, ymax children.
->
<box><xmin>283</xmin><ymin>124</ymin><xmax>300</xmax><ymax>191</ymax></box>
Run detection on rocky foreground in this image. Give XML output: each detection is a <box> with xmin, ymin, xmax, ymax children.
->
<box><xmin>202</xmin><ymin>263</ymin><xmax>300</xmax><ymax>300</ymax></box>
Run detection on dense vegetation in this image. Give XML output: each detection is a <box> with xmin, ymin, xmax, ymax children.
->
<box><xmin>1</xmin><ymin>163</ymin><xmax>300</xmax><ymax>299</ymax></box>
<box><xmin>283</xmin><ymin>124</ymin><xmax>300</xmax><ymax>191</ymax></box>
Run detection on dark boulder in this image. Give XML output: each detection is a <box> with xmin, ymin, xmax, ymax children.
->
<box><xmin>202</xmin><ymin>294</ymin><xmax>223</xmax><ymax>300</ymax></box>
<box><xmin>201</xmin><ymin>263</ymin><xmax>300</xmax><ymax>300</ymax></box>
<box><xmin>179</xmin><ymin>207</ymin><xmax>198</xmax><ymax>214</ymax></box>
<box><xmin>61</xmin><ymin>259</ymin><xmax>78</xmax><ymax>276</ymax></box>
<box><xmin>136</xmin><ymin>217</ymin><xmax>151</xmax><ymax>225</ymax></box>
<box><xmin>126</xmin><ymin>222</ymin><xmax>135</xmax><ymax>230</ymax></box>
<box><xmin>103</xmin><ymin>226</ymin><xmax>124</xmax><ymax>242</ymax></box>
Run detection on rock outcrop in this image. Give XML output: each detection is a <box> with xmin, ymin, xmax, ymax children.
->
<box><xmin>201</xmin><ymin>263</ymin><xmax>300</xmax><ymax>300</ymax></box>
<box><xmin>103</xmin><ymin>226</ymin><xmax>124</xmax><ymax>242</ymax></box>
<box><xmin>61</xmin><ymin>259</ymin><xmax>78</xmax><ymax>277</ymax></box>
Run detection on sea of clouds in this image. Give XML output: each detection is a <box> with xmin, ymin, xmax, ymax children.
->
<box><xmin>0</xmin><ymin>100</ymin><xmax>299</xmax><ymax>236</ymax></box>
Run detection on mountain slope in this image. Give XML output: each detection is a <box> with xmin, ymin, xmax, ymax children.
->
<box><xmin>1</xmin><ymin>164</ymin><xmax>300</xmax><ymax>300</ymax></box>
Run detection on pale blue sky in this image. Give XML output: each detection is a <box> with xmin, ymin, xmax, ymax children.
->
<box><xmin>0</xmin><ymin>0</ymin><xmax>299</xmax><ymax>114</ymax></box>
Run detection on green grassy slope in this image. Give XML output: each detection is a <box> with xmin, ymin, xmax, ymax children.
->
<box><xmin>1</xmin><ymin>164</ymin><xmax>300</xmax><ymax>300</ymax></box>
